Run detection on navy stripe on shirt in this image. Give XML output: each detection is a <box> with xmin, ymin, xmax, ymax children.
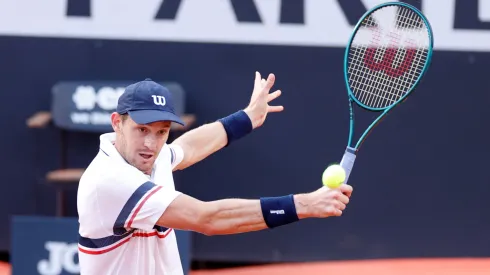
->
<box><xmin>113</xmin><ymin>181</ymin><xmax>156</xmax><ymax>235</ymax></box>
<box><xmin>79</xmin><ymin>229</ymin><xmax>135</xmax><ymax>249</ymax></box>
<box><xmin>170</xmin><ymin>147</ymin><xmax>175</xmax><ymax>164</ymax></box>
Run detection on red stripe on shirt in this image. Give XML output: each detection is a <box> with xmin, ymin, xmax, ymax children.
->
<box><xmin>78</xmin><ymin>236</ymin><xmax>132</xmax><ymax>255</ymax></box>
<box><xmin>126</xmin><ymin>186</ymin><xmax>162</xmax><ymax>228</ymax></box>
<box><xmin>78</xmin><ymin>228</ymin><xmax>173</xmax><ymax>255</ymax></box>
<box><xmin>133</xmin><ymin>228</ymin><xmax>173</xmax><ymax>239</ymax></box>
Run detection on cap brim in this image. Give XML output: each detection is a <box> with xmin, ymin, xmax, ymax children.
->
<box><xmin>128</xmin><ymin>110</ymin><xmax>185</xmax><ymax>126</ymax></box>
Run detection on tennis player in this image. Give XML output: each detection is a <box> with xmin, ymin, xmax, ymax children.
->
<box><xmin>77</xmin><ymin>73</ymin><xmax>353</xmax><ymax>275</ymax></box>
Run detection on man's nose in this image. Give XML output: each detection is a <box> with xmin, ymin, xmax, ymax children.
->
<box><xmin>144</xmin><ymin>135</ymin><xmax>157</xmax><ymax>150</ymax></box>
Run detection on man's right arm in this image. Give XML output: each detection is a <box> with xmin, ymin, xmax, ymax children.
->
<box><xmin>156</xmin><ymin>184</ymin><xmax>352</xmax><ymax>236</ymax></box>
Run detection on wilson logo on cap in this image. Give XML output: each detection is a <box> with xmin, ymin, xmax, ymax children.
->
<box><xmin>151</xmin><ymin>95</ymin><xmax>166</xmax><ymax>106</ymax></box>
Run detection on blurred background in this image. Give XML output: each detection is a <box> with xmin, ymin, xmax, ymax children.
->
<box><xmin>2</xmin><ymin>0</ymin><xmax>490</xmax><ymax>274</ymax></box>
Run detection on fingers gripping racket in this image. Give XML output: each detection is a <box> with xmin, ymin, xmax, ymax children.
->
<box><xmin>340</xmin><ymin>2</ymin><xmax>434</xmax><ymax>185</ymax></box>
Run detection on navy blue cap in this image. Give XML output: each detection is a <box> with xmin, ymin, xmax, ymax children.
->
<box><xmin>116</xmin><ymin>78</ymin><xmax>185</xmax><ymax>125</ymax></box>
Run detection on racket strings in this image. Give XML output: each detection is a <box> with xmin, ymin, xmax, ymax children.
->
<box><xmin>351</xmin><ymin>18</ymin><xmax>420</xmax><ymax>106</ymax></box>
<box><xmin>374</xmin><ymin>8</ymin><xmax>421</xmax><ymax>107</ymax></box>
<box><xmin>388</xmin><ymin>8</ymin><xmax>427</xmax><ymax>101</ymax></box>
<box><xmin>372</xmin><ymin>12</ymin><xmax>425</xmax><ymax>106</ymax></box>
<box><xmin>347</xmin><ymin>5</ymin><xmax>430</xmax><ymax>109</ymax></box>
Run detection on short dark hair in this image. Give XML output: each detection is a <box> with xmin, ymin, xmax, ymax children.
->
<box><xmin>121</xmin><ymin>114</ymin><xmax>129</xmax><ymax>123</ymax></box>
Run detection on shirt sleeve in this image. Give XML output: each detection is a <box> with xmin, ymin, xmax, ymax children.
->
<box><xmin>96</xmin><ymin>164</ymin><xmax>181</xmax><ymax>234</ymax></box>
<box><xmin>168</xmin><ymin>143</ymin><xmax>184</xmax><ymax>170</ymax></box>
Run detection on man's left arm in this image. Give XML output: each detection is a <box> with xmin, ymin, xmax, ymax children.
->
<box><xmin>171</xmin><ymin>72</ymin><xmax>283</xmax><ymax>171</ymax></box>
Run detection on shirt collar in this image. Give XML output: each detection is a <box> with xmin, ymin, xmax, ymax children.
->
<box><xmin>99</xmin><ymin>132</ymin><xmax>130</xmax><ymax>165</ymax></box>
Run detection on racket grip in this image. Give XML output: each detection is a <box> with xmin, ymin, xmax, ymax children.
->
<box><xmin>340</xmin><ymin>147</ymin><xmax>357</xmax><ymax>185</ymax></box>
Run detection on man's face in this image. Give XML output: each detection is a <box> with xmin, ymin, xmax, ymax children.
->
<box><xmin>112</xmin><ymin>113</ymin><xmax>171</xmax><ymax>175</ymax></box>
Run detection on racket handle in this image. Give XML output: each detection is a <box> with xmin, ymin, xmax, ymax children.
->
<box><xmin>340</xmin><ymin>147</ymin><xmax>357</xmax><ymax>185</ymax></box>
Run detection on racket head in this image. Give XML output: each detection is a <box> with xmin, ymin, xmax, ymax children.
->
<box><xmin>343</xmin><ymin>2</ymin><xmax>434</xmax><ymax>112</ymax></box>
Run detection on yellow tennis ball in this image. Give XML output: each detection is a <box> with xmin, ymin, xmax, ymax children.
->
<box><xmin>322</xmin><ymin>164</ymin><xmax>346</xmax><ymax>189</ymax></box>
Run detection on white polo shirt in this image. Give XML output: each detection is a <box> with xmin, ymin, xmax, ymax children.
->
<box><xmin>77</xmin><ymin>132</ymin><xmax>185</xmax><ymax>275</ymax></box>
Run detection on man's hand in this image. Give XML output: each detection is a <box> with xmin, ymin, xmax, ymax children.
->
<box><xmin>294</xmin><ymin>185</ymin><xmax>354</xmax><ymax>219</ymax></box>
<box><xmin>244</xmin><ymin>72</ymin><xmax>284</xmax><ymax>129</ymax></box>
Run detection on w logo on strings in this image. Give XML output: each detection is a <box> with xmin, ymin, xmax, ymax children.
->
<box><xmin>363</xmin><ymin>29</ymin><xmax>417</xmax><ymax>78</ymax></box>
<box><xmin>151</xmin><ymin>95</ymin><xmax>166</xmax><ymax>106</ymax></box>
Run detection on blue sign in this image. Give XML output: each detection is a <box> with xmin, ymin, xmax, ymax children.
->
<box><xmin>11</xmin><ymin>216</ymin><xmax>191</xmax><ymax>275</ymax></box>
<box><xmin>51</xmin><ymin>81</ymin><xmax>187</xmax><ymax>133</ymax></box>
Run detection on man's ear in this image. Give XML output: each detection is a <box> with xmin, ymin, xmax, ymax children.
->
<box><xmin>111</xmin><ymin>112</ymin><xmax>122</xmax><ymax>132</ymax></box>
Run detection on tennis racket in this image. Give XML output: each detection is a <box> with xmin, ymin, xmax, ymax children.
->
<box><xmin>340</xmin><ymin>2</ymin><xmax>434</xmax><ymax>185</ymax></box>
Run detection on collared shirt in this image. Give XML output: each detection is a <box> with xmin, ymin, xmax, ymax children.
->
<box><xmin>77</xmin><ymin>132</ymin><xmax>184</xmax><ymax>275</ymax></box>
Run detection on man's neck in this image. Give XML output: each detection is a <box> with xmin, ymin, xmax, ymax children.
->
<box><xmin>113</xmin><ymin>140</ymin><xmax>153</xmax><ymax>176</ymax></box>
